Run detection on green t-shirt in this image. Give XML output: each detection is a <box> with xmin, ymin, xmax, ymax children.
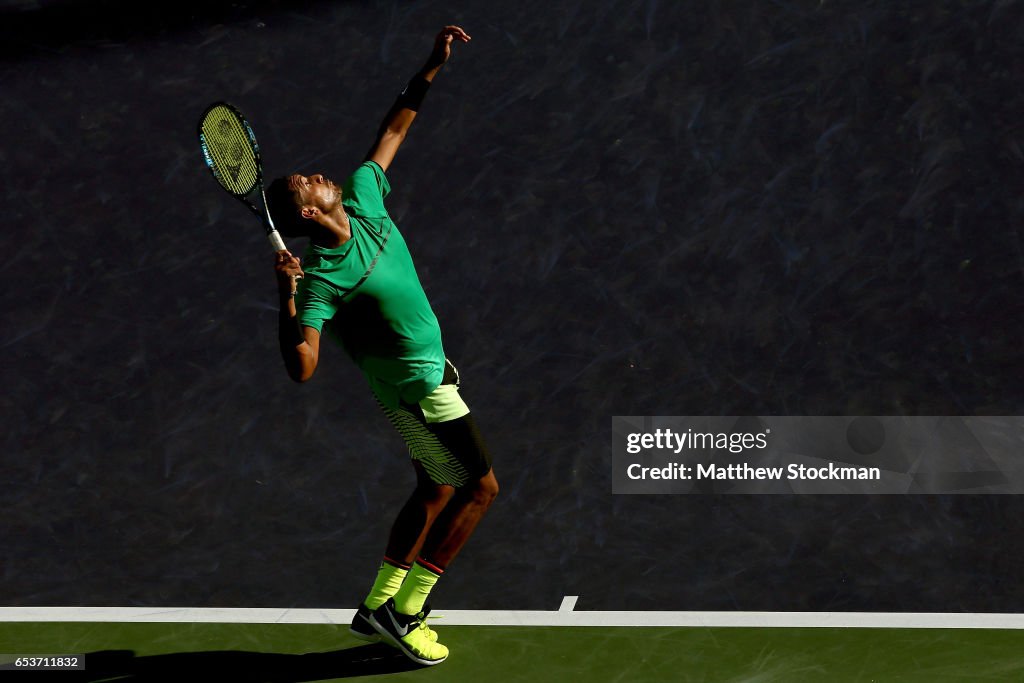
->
<box><xmin>295</xmin><ymin>161</ymin><xmax>445</xmax><ymax>408</ymax></box>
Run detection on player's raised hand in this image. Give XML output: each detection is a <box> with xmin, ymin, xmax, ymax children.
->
<box><xmin>426</xmin><ymin>25</ymin><xmax>471</xmax><ymax>69</ymax></box>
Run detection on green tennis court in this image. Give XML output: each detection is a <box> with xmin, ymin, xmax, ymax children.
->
<box><xmin>3</xmin><ymin>620</ymin><xmax>1024</xmax><ymax>681</ymax></box>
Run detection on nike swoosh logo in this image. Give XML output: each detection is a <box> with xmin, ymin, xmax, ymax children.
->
<box><xmin>387</xmin><ymin>610</ymin><xmax>411</xmax><ymax>637</ymax></box>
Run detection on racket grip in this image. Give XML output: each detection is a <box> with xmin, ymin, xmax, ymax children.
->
<box><xmin>268</xmin><ymin>229</ymin><xmax>303</xmax><ymax>280</ymax></box>
<box><xmin>268</xmin><ymin>229</ymin><xmax>287</xmax><ymax>252</ymax></box>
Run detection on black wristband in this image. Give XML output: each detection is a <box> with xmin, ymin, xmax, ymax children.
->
<box><xmin>396</xmin><ymin>76</ymin><xmax>431</xmax><ymax>112</ymax></box>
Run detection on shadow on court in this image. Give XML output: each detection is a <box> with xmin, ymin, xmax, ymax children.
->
<box><xmin>74</xmin><ymin>644</ymin><xmax>419</xmax><ymax>682</ymax></box>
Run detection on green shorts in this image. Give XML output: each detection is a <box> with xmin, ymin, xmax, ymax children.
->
<box><xmin>377</xmin><ymin>359</ymin><xmax>493</xmax><ymax>487</ymax></box>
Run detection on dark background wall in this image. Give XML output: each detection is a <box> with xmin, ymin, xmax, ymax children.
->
<box><xmin>2</xmin><ymin>0</ymin><xmax>1023</xmax><ymax>612</ymax></box>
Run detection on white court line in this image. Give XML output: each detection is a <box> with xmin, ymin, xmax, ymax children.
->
<box><xmin>1</xmin><ymin>606</ymin><xmax>1023</xmax><ymax>629</ymax></box>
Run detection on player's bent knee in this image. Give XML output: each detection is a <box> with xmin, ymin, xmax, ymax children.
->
<box><xmin>472</xmin><ymin>471</ymin><xmax>498</xmax><ymax>506</ymax></box>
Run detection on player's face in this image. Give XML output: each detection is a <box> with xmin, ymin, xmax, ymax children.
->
<box><xmin>288</xmin><ymin>173</ymin><xmax>341</xmax><ymax>212</ymax></box>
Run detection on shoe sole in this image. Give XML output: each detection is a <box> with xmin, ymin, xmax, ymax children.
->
<box><xmin>349</xmin><ymin>626</ymin><xmax>381</xmax><ymax>643</ymax></box>
<box><xmin>368</xmin><ymin>614</ymin><xmax>447</xmax><ymax>666</ymax></box>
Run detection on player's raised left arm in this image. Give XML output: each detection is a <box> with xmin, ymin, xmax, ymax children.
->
<box><xmin>365</xmin><ymin>25</ymin><xmax>471</xmax><ymax>172</ymax></box>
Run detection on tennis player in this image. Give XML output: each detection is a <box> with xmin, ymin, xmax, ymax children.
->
<box><xmin>265</xmin><ymin>25</ymin><xmax>497</xmax><ymax>666</ymax></box>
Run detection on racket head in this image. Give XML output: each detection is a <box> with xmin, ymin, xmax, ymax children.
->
<box><xmin>197</xmin><ymin>102</ymin><xmax>263</xmax><ymax>198</ymax></box>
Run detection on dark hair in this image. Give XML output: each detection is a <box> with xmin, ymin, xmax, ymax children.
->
<box><xmin>265</xmin><ymin>176</ymin><xmax>306</xmax><ymax>238</ymax></box>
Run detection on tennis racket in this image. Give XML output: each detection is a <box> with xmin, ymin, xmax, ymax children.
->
<box><xmin>197</xmin><ymin>101</ymin><xmax>287</xmax><ymax>252</ymax></box>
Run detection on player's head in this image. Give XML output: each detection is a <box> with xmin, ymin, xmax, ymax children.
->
<box><xmin>266</xmin><ymin>173</ymin><xmax>342</xmax><ymax>237</ymax></box>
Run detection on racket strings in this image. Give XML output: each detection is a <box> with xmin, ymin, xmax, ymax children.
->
<box><xmin>200</xmin><ymin>106</ymin><xmax>260</xmax><ymax>195</ymax></box>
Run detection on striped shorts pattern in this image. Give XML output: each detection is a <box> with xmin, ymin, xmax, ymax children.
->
<box><xmin>377</xmin><ymin>400</ymin><xmax>472</xmax><ymax>487</ymax></box>
<box><xmin>375</xmin><ymin>359</ymin><xmax>493</xmax><ymax>488</ymax></box>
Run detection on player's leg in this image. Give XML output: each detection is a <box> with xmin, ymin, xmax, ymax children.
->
<box><xmin>361</xmin><ymin>395</ymin><xmax>465</xmax><ymax>664</ymax></box>
<box><xmin>366</xmin><ymin>360</ymin><xmax>495</xmax><ymax>665</ymax></box>
<box><xmin>351</xmin><ymin>464</ymin><xmax>450</xmax><ymax>643</ymax></box>
<box><xmin>389</xmin><ymin>410</ymin><xmax>498</xmax><ymax>618</ymax></box>
<box><xmin>383</xmin><ymin>464</ymin><xmax>456</xmax><ymax>566</ymax></box>
<box><xmin>414</xmin><ymin>466</ymin><xmax>499</xmax><ymax>569</ymax></box>
<box><xmin>365</xmin><ymin>475</ymin><xmax>455</xmax><ymax>664</ymax></box>
<box><xmin>369</xmin><ymin>438</ymin><xmax>495</xmax><ymax>665</ymax></box>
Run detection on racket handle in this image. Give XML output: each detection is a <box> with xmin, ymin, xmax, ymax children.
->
<box><xmin>268</xmin><ymin>229</ymin><xmax>303</xmax><ymax>280</ymax></box>
<box><xmin>268</xmin><ymin>229</ymin><xmax>287</xmax><ymax>252</ymax></box>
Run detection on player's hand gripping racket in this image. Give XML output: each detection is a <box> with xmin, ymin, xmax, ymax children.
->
<box><xmin>197</xmin><ymin>102</ymin><xmax>288</xmax><ymax>253</ymax></box>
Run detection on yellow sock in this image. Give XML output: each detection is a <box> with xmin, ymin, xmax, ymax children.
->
<box><xmin>364</xmin><ymin>558</ymin><xmax>409</xmax><ymax>610</ymax></box>
<box><xmin>393</xmin><ymin>559</ymin><xmax>443</xmax><ymax>615</ymax></box>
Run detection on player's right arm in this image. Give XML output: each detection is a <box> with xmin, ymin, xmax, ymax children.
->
<box><xmin>275</xmin><ymin>251</ymin><xmax>320</xmax><ymax>382</ymax></box>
